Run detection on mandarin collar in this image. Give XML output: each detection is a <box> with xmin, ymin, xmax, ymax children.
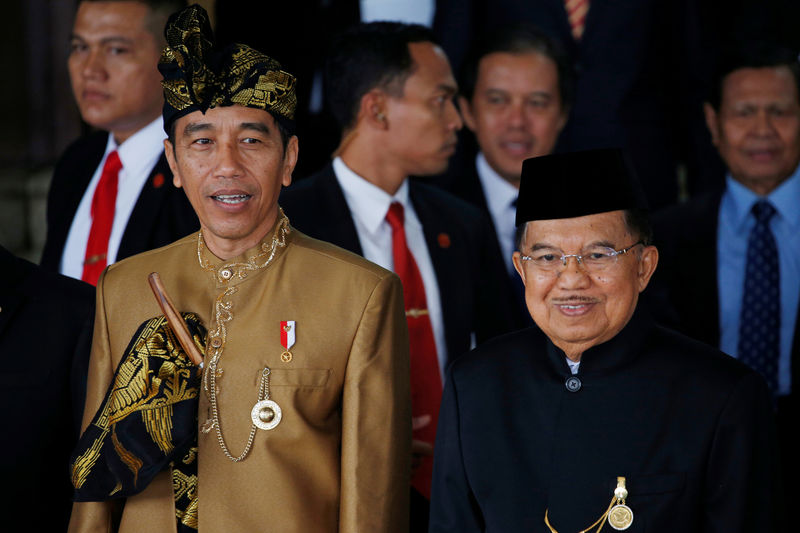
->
<box><xmin>545</xmin><ymin>306</ymin><xmax>652</xmax><ymax>378</ymax></box>
<box><xmin>197</xmin><ymin>209</ymin><xmax>292</xmax><ymax>288</ymax></box>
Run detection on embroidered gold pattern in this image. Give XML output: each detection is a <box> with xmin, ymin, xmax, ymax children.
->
<box><xmin>71</xmin><ymin>429</ymin><xmax>107</xmax><ymax>489</ymax></box>
<box><xmin>160</xmin><ymin>6</ymin><xmax>296</xmax><ymax>120</ymax></box>
<box><xmin>197</xmin><ymin>209</ymin><xmax>291</xmax><ymax>283</ymax></box>
<box><xmin>197</xmin><ymin>210</ymin><xmax>291</xmax><ymax>462</ymax></box>
<box><xmin>173</xmin><ymin>461</ymin><xmax>199</xmax><ymax>529</ymax></box>
<box><xmin>70</xmin><ymin>312</ymin><xmax>205</xmax><ymax>516</ymax></box>
<box><xmin>111</xmin><ymin>429</ymin><xmax>144</xmax><ymax>485</ymax></box>
<box><xmin>142</xmin><ymin>404</ymin><xmax>176</xmax><ymax>454</ymax></box>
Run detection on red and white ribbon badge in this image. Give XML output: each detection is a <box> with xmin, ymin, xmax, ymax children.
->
<box><xmin>280</xmin><ymin>321</ymin><xmax>296</xmax><ymax>351</ymax></box>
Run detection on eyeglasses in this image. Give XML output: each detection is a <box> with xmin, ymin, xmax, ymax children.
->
<box><xmin>520</xmin><ymin>241</ymin><xmax>644</xmax><ymax>273</ymax></box>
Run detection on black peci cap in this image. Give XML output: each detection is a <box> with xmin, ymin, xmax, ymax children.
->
<box><xmin>515</xmin><ymin>148</ymin><xmax>649</xmax><ymax>226</ymax></box>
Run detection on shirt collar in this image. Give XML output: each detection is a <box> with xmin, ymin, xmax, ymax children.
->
<box><xmin>333</xmin><ymin>156</ymin><xmax>413</xmax><ymax>234</ymax></box>
<box><xmin>724</xmin><ymin>163</ymin><xmax>800</xmax><ymax>232</ymax></box>
<box><xmin>475</xmin><ymin>152</ymin><xmax>519</xmax><ymax>215</ymax></box>
<box><xmin>105</xmin><ymin>117</ymin><xmax>166</xmax><ymax>178</ymax></box>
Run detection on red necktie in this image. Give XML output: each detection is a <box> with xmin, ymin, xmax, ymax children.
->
<box><xmin>81</xmin><ymin>150</ymin><xmax>122</xmax><ymax>285</ymax></box>
<box><xmin>565</xmin><ymin>0</ymin><xmax>590</xmax><ymax>40</ymax></box>
<box><xmin>386</xmin><ymin>202</ymin><xmax>442</xmax><ymax>499</ymax></box>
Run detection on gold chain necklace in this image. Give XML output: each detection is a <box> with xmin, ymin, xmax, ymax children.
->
<box><xmin>197</xmin><ymin>211</ymin><xmax>290</xmax><ymax>462</ymax></box>
<box><xmin>544</xmin><ymin>477</ymin><xmax>633</xmax><ymax>532</ymax></box>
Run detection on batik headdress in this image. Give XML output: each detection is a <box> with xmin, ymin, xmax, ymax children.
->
<box><xmin>158</xmin><ymin>4</ymin><xmax>297</xmax><ymax>135</ymax></box>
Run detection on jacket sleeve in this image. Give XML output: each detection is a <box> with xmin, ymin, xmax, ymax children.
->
<box><xmin>429</xmin><ymin>366</ymin><xmax>484</xmax><ymax>532</ymax></box>
<box><xmin>339</xmin><ymin>273</ymin><xmax>411</xmax><ymax>533</ymax></box>
<box><xmin>68</xmin><ymin>270</ymin><xmax>120</xmax><ymax>533</ymax></box>
<box><xmin>704</xmin><ymin>371</ymin><xmax>785</xmax><ymax>532</ymax></box>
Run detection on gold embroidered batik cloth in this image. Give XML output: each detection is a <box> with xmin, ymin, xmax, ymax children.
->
<box><xmin>70</xmin><ymin>312</ymin><xmax>206</xmax><ymax>533</ymax></box>
<box><xmin>157</xmin><ymin>3</ymin><xmax>296</xmax><ymax>135</ymax></box>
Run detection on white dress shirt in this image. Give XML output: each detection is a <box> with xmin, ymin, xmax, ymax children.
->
<box><xmin>333</xmin><ymin>157</ymin><xmax>447</xmax><ymax>379</ymax></box>
<box><xmin>60</xmin><ymin>117</ymin><xmax>166</xmax><ymax>280</ymax></box>
<box><xmin>475</xmin><ymin>152</ymin><xmax>519</xmax><ymax>275</ymax></box>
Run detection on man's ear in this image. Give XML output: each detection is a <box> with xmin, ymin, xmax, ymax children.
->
<box><xmin>512</xmin><ymin>251</ymin><xmax>527</xmax><ymax>284</ymax></box>
<box><xmin>281</xmin><ymin>135</ymin><xmax>299</xmax><ymax>187</ymax></box>
<box><xmin>703</xmin><ymin>103</ymin><xmax>721</xmax><ymax>147</ymax></box>
<box><xmin>636</xmin><ymin>245</ymin><xmax>659</xmax><ymax>293</ymax></box>
<box><xmin>359</xmin><ymin>89</ymin><xmax>389</xmax><ymax>130</ymax></box>
<box><xmin>459</xmin><ymin>95</ymin><xmax>477</xmax><ymax>132</ymax></box>
<box><xmin>164</xmin><ymin>139</ymin><xmax>181</xmax><ymax>188</ymax></box>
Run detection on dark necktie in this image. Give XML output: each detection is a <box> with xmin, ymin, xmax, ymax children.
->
<box><xmin>737</xmin><ymin>200</ymin><xmax>780</xmax><ymax>394</ymax></box>
<box><xmin>82</xmin><ymin>150</ymin><xmax>122</xmax><ymax>285</ymax></box>
<box><xmin>386</xmin><ymin>202</ymin><xmax>442</xmax><ymax>499</ymax></box>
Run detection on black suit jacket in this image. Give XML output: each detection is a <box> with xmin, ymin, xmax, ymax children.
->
<box><xmin>0</xmin><ymin>245</ymin><xmax>94</xmax><ymax>531</ymax></box>
<box><xmin>40</xmin><ymin>131</ymin><xmax>198</xmax><ymax>272</ymax></box>
<box><xmin>280</xmin><ymin>163</ymin><xmax>516</xmax><ymax>364</ymax></box>
<box><xmin>430</xmin><ymin>309</ymin><xmax>783</xmax><ymax>531</ymax></box>
<box><xmin>650</xmin><ymin>191</ymin><xmax>799</xmax><ymax>508</ymax></box>
<box><xmin>428</xmin><ymin>146</ymin><xmax>532</xmax><ymax>330</ymax></box>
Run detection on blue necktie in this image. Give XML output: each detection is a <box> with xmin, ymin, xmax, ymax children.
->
<box><xmin>737</xmin><ymin>200</ymin><xmax>780</xmax><ymax>394</ymax></box>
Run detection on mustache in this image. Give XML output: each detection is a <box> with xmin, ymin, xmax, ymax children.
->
<box><xmin>551</xmin><ymin>296</ymin><xmax>599</xmax><ymax>304</ymax></box>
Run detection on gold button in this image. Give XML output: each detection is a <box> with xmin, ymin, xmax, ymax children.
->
<box><xmin>220</xmin><ymin>268</ymin><xmax>233</xmax><ymax>280</ymax></box>
<box><xmin>210</xmin><ymin>338</ymin><xmax>222</xmax><ymax>348</ymax></box>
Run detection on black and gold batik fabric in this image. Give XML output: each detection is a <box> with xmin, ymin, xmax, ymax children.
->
<box><xmin>71</xmin><ymin>313</ymin><xmax>206</xmax><ymax>533</ymax></box>
<box><xmin>158</xmin><ymin>3</ymin><xmax>297</xmax><ymax>135</ymax></box>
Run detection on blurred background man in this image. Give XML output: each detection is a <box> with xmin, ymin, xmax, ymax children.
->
<box><xmin>280</xmin><ymin>22</ymin><xmax>514</xmax><ymax>532</ymax></box>
<box><xmin>40</xmin><ymin>0</ymin><xmax>196</xmax><ymax>284</ymax></box>
<box><xmin>651</xmin><ymin>43</ymin><xmax>800</xmax><ymax>509</ymax></box>
<box><xmin>432</xmin><ymin>0</ymin><xmax>718</xmax><ymax>208</ymax></box>
<box><xmin>434</xmin><ymin>25</ymin><xmax>572</xmax><ymax>327</ymax></box>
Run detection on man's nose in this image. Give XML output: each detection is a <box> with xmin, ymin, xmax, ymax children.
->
<box><xmin>507</xmin><ymin>101</ymin><xmax>527</xmax><ymax>128</ymax></box>
<box><xmin>447</xmin><ymin>99</ymin><xmax>463</xmax><ymax>131</ymax></box>
<box><xmin>556</xmin><ymin>256</ymin><xmax>592</xmax><ymax>288</ymax></box>
<box><xmin>82</xmin><ymin>48</ymin><xmax>106</xmax><ymax>80</ymax></box>
<box><xmin>752</xmin><ymin>109</ymin><xmax>778</xmax><ymax>137</ymax></box>
<box><xmin>214</xmin><ymin>142</ymin><xmax>245</xmax><ymax>179</ymax></box>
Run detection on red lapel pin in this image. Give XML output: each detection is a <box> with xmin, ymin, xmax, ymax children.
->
<box><xmin>437</xmin><ymin>233</ymin><xmax>451</xmax><ymax>248</ymax></box>
<box><xmin>152</xmin><ymin>173</ymin><xmax>165</xmax><ymax>188</ymax></box>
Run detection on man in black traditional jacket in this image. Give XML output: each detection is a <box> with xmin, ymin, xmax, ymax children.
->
<box><xmin>429</xmin><ymin>148</ymin><xmax>783</xmax><ymax>532</ymax></box>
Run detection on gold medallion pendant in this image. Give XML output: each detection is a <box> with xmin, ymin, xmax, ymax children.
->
<box><xmin>251</xmin><ymin>399</ymin><xmax>282</xmax><ymax>430</ymax></box>
<box><xmin>608</xmin><ymin>503</ymin><xmax>634</xmax><ymax>530</ymax></box>
<box><xmin>608</xmin><ymin>477</ymin><xmax>633</xmax><ymax>530</ymax></box>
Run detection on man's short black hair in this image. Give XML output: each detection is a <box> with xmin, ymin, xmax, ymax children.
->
<box><xmin>324</xmin><ymin>22</ymin><xmax>438</xmax><ymax>132</ymax></box>
<box><xmin>707</xmin><ymin>42</ymin><xmax>800</xmax><ymax>110</ymax></box>
<box><xmin>80</xmin><ymin>0</ymin><xmax>187</xmax><ymax>43</ymax></box>
<box><xmin>459</xmin><ymin>24</ymin><xmax>574</xmax><ymax>109</ymax></box>
<box><xmin>514</xmin><ymin>209</ymin><xmax>653</xmax><ymax>251</ymax></box>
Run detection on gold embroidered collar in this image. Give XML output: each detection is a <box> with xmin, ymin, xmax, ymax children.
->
<box><xmin>196</xmin><ymin>208</ymin><xmax>291</xmax><ymax>286</ymax></box>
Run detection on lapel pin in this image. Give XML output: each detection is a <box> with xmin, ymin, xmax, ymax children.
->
<box><xmin>152</xmin><ymin>173</ymin><xmax>165</xmax><ymax>188</ymax></box>
<box><xmin>280</xmin><ymin>320</ymin><xmax>296</xmax><ymax>362</ymax></box>
<box><xmin>437</xmin><ymin>232</ymin><xmax>451</xmax><ymax>249</ymax></box>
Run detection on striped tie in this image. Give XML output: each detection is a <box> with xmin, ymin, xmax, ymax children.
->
<box><xmin>565</xmin><ymin>0</ymin><xmax>590</xmax><ymax>40</ymax></box>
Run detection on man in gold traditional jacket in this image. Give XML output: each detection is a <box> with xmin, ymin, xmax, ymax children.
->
<box><xmin>68</xmin><ymin>6</ymin><xmax>411</xmax><ymax>532</ymax></box>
